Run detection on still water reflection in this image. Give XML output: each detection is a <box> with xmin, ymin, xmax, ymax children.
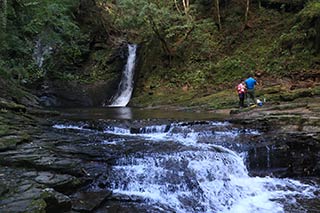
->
<box><xmin>54</xmin><ymin>107</ymin><xmax>225</xmax><ymax>121</ymax></box>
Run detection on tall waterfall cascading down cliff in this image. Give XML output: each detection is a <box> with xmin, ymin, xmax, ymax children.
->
<box><xmin>109</xmin><ymin>44</ymin><xmax>137</xmax><ymax>107</ymax></box>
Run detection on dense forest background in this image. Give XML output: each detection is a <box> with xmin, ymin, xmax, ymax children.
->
<box><xmin>0</xmin><ymin>0</ymin><xmax>319</xmax><ymax>108</ymax></box>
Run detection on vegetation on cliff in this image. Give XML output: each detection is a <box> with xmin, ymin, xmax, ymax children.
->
<box><xmin>0</xmin><ymin>0</ymin><xmax>319</xmax><ymax>108</ymax></box>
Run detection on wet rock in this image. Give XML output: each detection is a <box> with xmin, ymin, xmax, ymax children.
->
<box><xmin>0</xmin><ymin>198</ymin><xmax>47</xmax><ymax>213</ymax></box>
<box><xmin>0</xmin><ymin>182</ymin><xmax>9</xmax><ymax>196</ymax></box>
<box><xmin>42</xmin><ymin>188</ymin><xmax>72</xmax><ymax>213</ymax></box>
<box><xmin>35</xmin><ymin>171</ymin><xmax>82</xmax><ymax>194</ymax></box>
<box><xmin>0</xmin><ymin>187</ymin><xmax>47</xmax><ymax>213</ymax></box>
<box><xmin>247</xmin><ymin>133</ymin><xmax>320</xmax><ymax>177</ymax></box>
<box><xmin>71</xmin><ymin>190</ymin><xmax>111</xmax><ymax>212</ymax></box>
<box><xmin>40</xmin><ymin>78</ymin><xmax>122</xmax><ymax>107</ymax></box>
<box><xmin>0</xmin><ymin>186</ymin><xmax>72</xmax><ymax>213</ymax></box>
<box><xmin>28</xmin><ymin>108</ymin><xmax>60</xmax><ymax>117</ymax></box>
<box><xmin>0</xmin><ymin>99</ymin><xmax>26</xmax><ymax>112</ymax></box>
<box><xmin>0</xmin><ymin>153</ymin><xmax>41</xmax><ymax>167</ymax></box>
<box><xmin>0</xmin><ymin>133</ymin><xmax>31</xmax><ymax>151</ymax></box>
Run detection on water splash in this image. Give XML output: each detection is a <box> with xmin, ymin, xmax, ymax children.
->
<box><xmin>108</xmin><ymin>148</ymin><xmax>319</xmax><ymax>213</ymax></box>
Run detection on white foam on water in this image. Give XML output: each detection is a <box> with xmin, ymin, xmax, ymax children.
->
<box><xmin>224</xmin><ymin>176</ymin><xmax>318</xmax><ymax>213</ymax></box>
<box><xmin>101</xmin><ymin>138</ymin><xmax>125</xmax><ymax>145</ymax></box>
<box><xmin>139</xmin><ymin>125</ymin><xmax>169</xmax><ymax>133</ymax></box>
<box><xmin>53</xmin><ymin>121</ymin><xmax>319</xmax><ymax>212</ymax></box>
<box><xmin>52</xmin><ymin>124</ymin><xmax>86</xmax><ymax>130</ymax></box>
<box><xmin>108</xmin><ymin>147</ymin><xmax>319</xmax><ymax>213</ymax></box>
<box><xmin>101</xmin><ymin>124</ymin><xmax>207</xmax><ymax>143</ymax></box>
<box><xmin>103</xmin><ymin>126</ymin><xmax>131</xmax><ymax>135</ymax></box>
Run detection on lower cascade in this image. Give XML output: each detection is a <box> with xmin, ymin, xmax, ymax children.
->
<box><xmin>109</xmin><ymin>44</ymin><xmax>137</xmax><ymax>107</ymax></box>
<box><xmin>52</xmin><ymin>118</ymin><xmax>320</xmax><ymax>213</ymax></box>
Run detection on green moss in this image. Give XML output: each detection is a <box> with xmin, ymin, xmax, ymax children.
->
<box><xmin>258</xmin><ymin>86</ymin><xmax>320</xmax><ymax>102</ymax></box>
<box><xmin>132</xmin><ymin>88</ymin><xmax>239</xmax><ymax>110</ymax></box>
<box><xmin>299</xmin><ymin>2</ymin><xmax>320</xmax><ymax>20</ymax></box>
<box><xmin>0</xmin><ymin>131</ymin><xmax>31</xmax><ymax>150</ymax></box>
<box><xmin>0</xmin><ymin>124</ymin><xmax>9</xmax><ymax>136</ymax></box>
<box><xmin>29</xmin><ymin>199</ymin><xmax>47</xmax><ymax>213</ymax></box>
<box><xmin>0</xmin><ymin>99</ymin><xmax>26</xmax><ymax>112</ymax></box>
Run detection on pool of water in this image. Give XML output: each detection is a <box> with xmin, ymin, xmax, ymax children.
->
<box><xmin>52</xmin><ymin>107</ymin><xmax>227</xmax><ymax>121</ymax></box>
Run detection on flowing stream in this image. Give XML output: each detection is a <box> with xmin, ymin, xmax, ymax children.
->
<box><xmin>52</xmin><ymin>108</ymin><xmax>320</xmax><ymax>213</ymax></box>
<box><xmin>109</xmin><ymin>44</ymin><xmax>137</xmax><ymax>107</ymax></box>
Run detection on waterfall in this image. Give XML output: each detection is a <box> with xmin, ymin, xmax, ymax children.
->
<box><xmin>109</xmin><ymin>44</ymin><xmax>137</xmax><ymax>107</ymax></box>
<box><xmin>33</xmin><ymin>38</ymin><xmax>52</xmax><ymax>68</ymax></box>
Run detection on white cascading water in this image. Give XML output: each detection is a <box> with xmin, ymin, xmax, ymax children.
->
<box><xmin>33</xmin><ymin>38</ymin><xmax>52</xmax><ymax>68</ymax></box>
<box><xmin>53</xmin><ymin>121</ymin><xmax>319</xmax><ymax>212</ymax></box>
<box><xmin>109</xmin><ymin>44</ymin><xmax>137</xmax><ymax>107</ymax></box>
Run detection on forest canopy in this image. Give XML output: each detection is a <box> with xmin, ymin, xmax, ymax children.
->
<box><xmin>0</xmin><ymin>0</ymin><xmax>319</xmax><ymax>90</ymax></box>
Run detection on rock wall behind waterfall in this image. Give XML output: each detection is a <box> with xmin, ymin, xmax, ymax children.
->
<box><xmin>31</xmin><ymin>0</ymin><xmax>131</xmax><ymax>107</ymax></box>
<box><xmin>36</xmin><ymin>44</ymin><xmax>129</xmax><ymax>107</ymax></box>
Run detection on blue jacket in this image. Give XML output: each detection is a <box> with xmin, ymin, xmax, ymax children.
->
<box><xmin>245</xmin><ymin>77</ymin><xmax>257</xmax><ymax>90</ymax></box>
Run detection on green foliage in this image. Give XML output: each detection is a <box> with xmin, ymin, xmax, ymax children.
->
<box><xmin>184</xmin><ymin>19</ymin><xmax>220</xmax><ymax>61</ymax></box>
<box><xmin>298</xmin><ymin>1</ymin><xmax>320</xmax><ymax>21</ymax></box>
<box><xmin>213</xmin><ymin>56</ymin><xmax>254</xmax><ymax>84</ymax></box>
<box><xmin>0</xmin><ymin>0</ymin><xmax>319</xmax><ymax>109</ymax></box>
<box><xmin>260</xmin><ymin>0</ymin><xmax>320</xmax><ymax>75</ymax></box>
<box><xmin>114</xmin><ymin>0</ymin><xmax>195</xmax><ymax>53</ymax></box>
<box><xmin>0</xmin><ymin>0</ymin><xmax>90</xmax><ymax>83</ymax></box>
<box><xmin>114</xmin><ymin>0</ymin><xmax>171</xmax><ymax>39</ymax></box>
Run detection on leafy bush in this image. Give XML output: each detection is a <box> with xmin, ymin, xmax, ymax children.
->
<box><xmin>0</xmin><ymin>0</ymin><xmax>89</xmax><ymax>82</ymax></box>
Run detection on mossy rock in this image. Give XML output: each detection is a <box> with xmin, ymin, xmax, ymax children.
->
<box><xmin>40</xmin><ymin>189</ymin><xmax>72</xmax><ymax>212</ymax></box>
<box><xmin>0</xmin><ymin>133</ymin><xmax>31</xmax><ymax>151</ymax></box>
<box><xmin>262</xmin><ymin>87</ymin><xmax>320</xmax><ymax>102</ymax></box>
<box><xmin>268</xmin><ymin>103</ymin><xmax>308</xmax><ymax>110</ymax></box>
<box><xmin>279</xmin><ymin>89</ymin><xmax>313</xmax><ymax>101</ymax></box>
<box><xmin>257</xmin><ymin>86</ymin><xmax>283</xmax><ymax>95</ymax></box>
<box><xmin>200</xmin><ymin>90</ymin><xmax>238</xmax><ymax>109</ymax></box>
<box><xmin>0</xmin><ymin>183</ymin><xmax>9</xmax><ymax>196</ymax></box>
<box><xmin>0</xmin><ymin>99</ymin><xmax>26</xmax><ymax>112</ymax></box>
<box><xmin>29</xmin><ymin>199</ymin><xmax>47</xmax><ymax>213</ymax></box>
<box><xmin>0</xmin><ymin>124</ymin><xmax>10</xmax><ymax>136</ymax></box>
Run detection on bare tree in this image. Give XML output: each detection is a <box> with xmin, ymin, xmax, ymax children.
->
<box><xmin>215</xmin><ymin>0</ymin><xmax>222</xmax><ymax>30</ymax></box>
<box><xmin>174</xmin><ymin>0</ymin><xmax>182</xmax><ymax>14</ymax></box>
<box><xmin>182</xmin><ymin>0</ymin><xmax>193</xmax><ymax>21</ymax></box>
<box><xmin>182</xmin><ymin>0</ymin><xmax>189</xmax><ymax>16</ymax></box>
<box><xmin>244</xmin><ymin>0</ymin><xmax>250</xmax><ymax>24</ymax></box>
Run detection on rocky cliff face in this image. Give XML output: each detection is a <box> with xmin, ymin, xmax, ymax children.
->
<box><xmin>26</xmin><ymin>0</ymin><xmax>130</xmax><ymax>108</ymax></box>
<box><xmin>36</xmin><ymin>44</ymin><xmax>129</xmax><ymax>107</ymax></box>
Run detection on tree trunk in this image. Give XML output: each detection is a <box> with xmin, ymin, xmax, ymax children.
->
<box><xmin>182</xmin><ymin>0</ymin><xmax>192</xmax><ymax>21</ymax></box>
<box><xmin>315</xmin><ymin>17</ymin><xmax>320</xmax><ymax>54</ymax></box>
<box><xmin>147</xmin><ymin>15</ymin><xmax>172</xmax><ymax>63</ymax></box>
<box><xmin>215</xmin><ymin>0</ymin><xmax>222</xmax><ymax>30</ymax></box>
<box><xmin>0</xmin><ymin>0</ymin><xmax>7</xmax><ymax>31</ymax></box>
<box><xmin>182</xmin><ymin>0</ymin><xmax>189</xmax><ymax>15</ymax></box>
<box><xmin>174</xmin><ymin>0</ymin><xmax>182</xmax><ymax>14</ymax></box>
<box><xmin>245</xmin><ymin>0</ymin><xmax>250</xmax><ymax>24</ymax></box>
<box><xmin>173</xmin><ymin>26</ymin><xmax>194</xmax><ymax>49</ymax></box>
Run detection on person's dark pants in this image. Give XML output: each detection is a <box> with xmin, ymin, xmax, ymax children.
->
<box><xmin>246</xmin><ymin>89</ymin><xmax>255</xmax><ymax>105</ymax></box>
<box><xmin>239</xmin><ymin>93</ymin><xmax>245</xmax><ymax>108</ymax></box>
